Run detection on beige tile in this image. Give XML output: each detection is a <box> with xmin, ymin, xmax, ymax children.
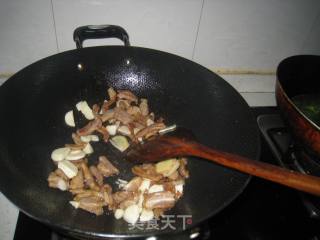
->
<box><xmin>0</xmin><ymin>0</ymin><xmax>57</xmax><ymax>73</ymax></box>
<box><xmin>240</xmin><ymin>92</ymin><xmax>276</xmax><ymax>106</ymax></box>
<box><xmin>301</xmin><ymin>11</ymin><xmax>320</xmax><ymax>54</ymax></box>
<box><xmin>194</xmin><ymin>0</ymin><xmax>320</xmax><ymax>70</ymax></box>
<box><xmin>222</xmin><ymin>75</ymin><xmax>276</xmax><ymax>93</ymax></box>
<box><xmin>52</xmin><ymin>0</ymin><xmax>203</xmax><ymax>59</ymax></box>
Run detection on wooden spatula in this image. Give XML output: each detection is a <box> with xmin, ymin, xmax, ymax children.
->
<box><xmin>125</xmin><ymin>128</ymin><xmax>320</xmax><ymax>196</ymax></box>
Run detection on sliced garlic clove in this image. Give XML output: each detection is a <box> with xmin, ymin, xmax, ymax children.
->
<box><xmin>80</xmin><ymin>135</ymin><xmax>91</xmax><ymax>143</ymax></box>
<box><xmin>139</xmin><ymin>179</ymin><xmax>151</xmax><ymax>192</ymax></box>
<box><xmin>148</xmin><ymin>184</ymin><xmax>164</xmax><ymax>193</ymax></box>
<box><xmin>138</xmin><ymin>193</ymin><xmax>144</xmax><ymax>208</ymax></box>
<box><xmin>58</xmin><ymin>160</ymin><xmax>78</xmax><ymax>178</ymax></box>
<box><xmin>106</xmin><ymin>125</ymin><xmax>118</xmax><ymax>136</ymax></box>
<box><xmin>65</xmin><ymin>110</ymin><xmax>75</xmax><ymax>127</ymax></box>
<box><xmin>69</xmin><ymin>201</ymin><xmax>80</xmax><ymax>209</ymax></box>
<box><xmin>65</xmin><ymin>150</ymin><xmax>86</xmax><ymax>161</ymax></box>
<box><xmin>155</xmin><ymin>159</ymin><xmax>180</xmax><ymax>177</ymax></box>
<box><xmin>123</xmin><ymin>205</ymin><xmax>140</xmax><ymax>224</ymax></box>
<box><xmin>57</xmin><ymin>179</ymin><xmax>68</xmax><ymax>191</ymax></box>
<box><xmin>117</xmin><ymin>125</ymin><xmax>131</xmax><ymax>136</ymax></box>
<box><xmin>146</xmin><ymin>118</ymin><xmax>154</xmax><ymax>126</ymax></box>
<box><xmin>80</xmin><ymin>101</ymin><xmax>94</xmax><ymax>120</ymax></box>
<box><xmin>51</xmin><ymin>147</ymin><xmax>71</xmax><ymax>162</ymax></box>
<box><xmin>83</xmin><ymin>143</ymin><xmax>93</xmax><ymax>154</ymax></box>
<box><xmin>90</xmin><ymin>135</ymin><xmax>99</xmax><ymax>142</ymax></box>
<box><xmin>175</xmin><ymin>184</ymin><xmax>184</xmax><ymax>194</ymax></box>
<box><xmin>76</xmin><ymin>101</ymin><xmax>83</xmax><ymax>111</ymax></box>
<box><xmin>114</xmin><ymin>209</ymin><xmax>125</xmax><ymax>219</ymax></box>
<box><xmin>80</xmin><ymin>135</ymin><xmax>99</xmax><ymax>142</ymax></box>
<box><xmin>139</xmin><ymin>209</ymin><xmax>154</xmax><ymax>222</ymax></box>
<box><xmin>110</xmin><ymin>135</ymin><xmax>130</xmax><ymax>152</ymax></box>
<box><xmin>133</xmin><ymin>128</ymin><xmax>141</xmax><ymax>135</ymax></box>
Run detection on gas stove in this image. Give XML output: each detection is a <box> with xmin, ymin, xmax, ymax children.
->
<box><xmin>13</xmin><ymin>107</ymin><xmax>320</xmax><ymax>240</ymax></box>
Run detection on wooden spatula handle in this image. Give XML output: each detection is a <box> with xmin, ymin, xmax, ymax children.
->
<box><xmin>190</xmin><ymin>142</ymin><xmax>320</xmax><ymax>196</ymax></box>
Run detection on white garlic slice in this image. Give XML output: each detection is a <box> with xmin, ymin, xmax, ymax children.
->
<box><xmin>65</xmin><ymin>110</ymin><xmax>75</xmax><ymax>127</ymax></box>
<box><xmin>76</xmin><ymin>101</ymin><xmax>83</xmax><ymax>111</ymax></box>
<box><xmin>114</xmin><ymin>209</ymin><xmax>124</xmax><ymax>219</ymax></box>
<box><xmin>80</xmin><ymin>135</ymin><xmax>99</xmax><ymax>142</ymax></box>
<box><xmin>51</xmin><ymin>147</ymin><xmax>71</xmax><ymax>162</ymax></box>
<box><xmin>123</xmin><ymin>205</ymin><xmax>140</xmax><ymax>224</ymax></box>
<box><xmin>65</xmin><ymin>150</ymin><xmax>86</xmax><ymax>161</ymax></box>
<box><xmin>117</xmin><ymin>125</ymin><xmax>131</xmax><ymax>136</ymax></box>
<box><xmin>106</xmin><ymin>125</ymin><xmax>118</xmax><ymax>136</ymax></box>
<box><xmin>139</xmin><ymin>209</ymin><xmax>154</xmax><ymax>222</ymax></box>
<box><xmin>76</xmin><ymin>101</ymin><xmax>94</xmax><ymax>120</ymax></box>
<box><xmin>146</xmin><ymin>118</ymin><xmax>154</xmax><ymax>126</ymax></box>
<box><xmin>175</xmin><ymin>184</ymin><xmax>184</xmax><ymax>194</ymax></box>
<box><xmin>138</xmin><ymin>194</ymin><xmax>144</xmax><ymax>209</ymax></box>
<box><xmin>69</xmin><ymin>201</ymin><xmax>80</xmax><ymax>209</ymax></box>
<box><xmin>80</xmin><ymin>101</ymin><xmax>94</xmax><ymax>120</ymax></box>
<box><xmin>139</xmin><ymin>179</ymin><xmax>151</xmax><ymax>192</ymax></box>
<box><xmin>155</xmin><ymin>159</ymin><xmax>180</xmax><ymax>177</ymax></box>
<box><xmin>58</xmin><ymin>160</ymin><xmax>78</xmax><ymax>178</ymax></box>
<box><xmin>148</xmin><ymin>184</ymin><xmax>164</xmax><ymax>193</ymax></box>
<box><xmin>83</xmin><ymin>143</ymin><xmax>93</xmax><ymax>154</ymax></box>
<box><xmin>57</xmin><ymin>179</ymin><xmax>68</xmax><ymax>191</ymax></box>
<box><xmin>109</xmin><ymin>135</ymin><xmax>130</xmax><ymax>152</ymax></box>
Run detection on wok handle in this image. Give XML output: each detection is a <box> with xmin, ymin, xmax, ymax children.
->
<box><xmin>73</xmin><ymin>25</ymin><xmax>130</xmax><ymax>48</ymax></box>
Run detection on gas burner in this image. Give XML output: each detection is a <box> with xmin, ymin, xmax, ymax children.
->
<box><xmin>258</xmin><ymin>114</ymin><xmax>320</xmax><ymax>219</ymax></box>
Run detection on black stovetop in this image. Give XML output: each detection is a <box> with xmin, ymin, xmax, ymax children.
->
<box><xmin>13</xmin><ymin>107</ymin><xmax>320</xmax><ymax>240</ymax></box>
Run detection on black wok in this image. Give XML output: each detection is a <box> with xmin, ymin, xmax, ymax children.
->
<box><xmin>0</xmin><ymin>25</ymin><xmax>260</xmax><ymax>239</ymax></box>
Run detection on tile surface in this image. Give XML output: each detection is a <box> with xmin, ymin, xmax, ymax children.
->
<box><xmin>194</xmin><ymin>0</ymin><xmax>320</xmax><ymax>70</ymax></box>
<box><xmin>52</xmin><ymin>0</ymin><xmax>203</xmax><ymax>59</ymax></box>
<box><xmin>0</xmin><ymin>0</ymin><xmax>57</xmax><ymax>73</ymax></box>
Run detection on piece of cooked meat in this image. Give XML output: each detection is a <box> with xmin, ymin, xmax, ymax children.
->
<box><xmin>90</xmin><ymin>166</ymin><xmax>104</xmax><ymax>186</ymax></box>
<box><xmin>69</xmin><ymin>169</ymin><xmax>84</xmax><ymax>190</ymax></box>
<box><xmin>96</xmin><ymin>127</ymin><xmax>110</xmax><ymax>142</ymax></box>
<box><xmin>55</xmin><ymin>168</ymin><xmax>69</xmax><ymax>181</ymax></box>
<box><xmin>101</xmin><ymin>184</ymin><xmax>114</xmax><ymax>209</ymax></box>
<box><xmin>135</xmin><ymin>122</ymin><xmax>166</xmax><ymax>139</ymax></box>
<box><xmin>97</xmin><ymin>156</ymin><xmax>119</xmax><ymax>177</ymax></box>
<box><xmin>77</xmin><ymin>118</ymin><xmax>102</xmax><ymax>136</ymax></box>
<box><xmin>139</xmin><ymin>98</ymin><xmax>149</xmax><ymax>116</ymax></box>
<box><xmin>117</xmin><ymin>90</ymin><xmax>138</xmax><ymax>104</ymax></box>
<box><xmin>118</xmin><ymin>192</ymin><xmax>139</xmax><ymax>209</ymax></box>
<box><xmin>48</xmin><ymin>172</ymin><xmax>69</xmax><ymax>191</ymax></box>
<box><xmin>100</xmin><ymin>109</ymin><xmax>115</xmax><ymax>122</ymax></box>
<box><xmin>178</xmin><ymin>158</ymin><xmax>189</xmax><ymax>178</ymax></box>
<box><xmin>114</xmin><ymin>107</ymin><xmax>134</xmax><ymax>124</ymax></box>
<box><xmin>132</xmin><ymin>164</ymin><xmax>163</xmax><ymax>181</ymax></box>
<box><xmin>116</xmin><ymin>99</ymin><xmax>131</xmax><ymax>110</ymax></box>
<box><xmin>78</xmin><ymin>196</ymin><xmax>104</xmax><ymax>216</ymax></box>
<box><xmin>112</xmin><ymin>191</ymin><xmax>135</xmax><ymax>205</ymax></box>
<box><xmin>81</xmin><ymin>162</ymin><xmax>100</xmax><ymax>191</ymax></box>
<box><xmin>123</xmin><ymin>177</ymin><xmax>143</xmax><ymax>192</ymax></box>
<box><xmin>143</xmin><ymin>191</ymin><xmax>176</xmax><ymax>210</ymax></box>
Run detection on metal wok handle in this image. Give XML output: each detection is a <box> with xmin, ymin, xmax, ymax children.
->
<box><xmin>73</xmin><ymin>25</ymin><xmax>130</xmax><ymax>48</ymax></box>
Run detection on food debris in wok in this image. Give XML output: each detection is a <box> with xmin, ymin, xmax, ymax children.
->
<box><xmin>47</xmin><ymin>87</ymin><xmax>189</xmax><ymax>224</ymax></box>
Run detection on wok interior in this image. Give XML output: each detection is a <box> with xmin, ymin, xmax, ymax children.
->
<box><xmin>0</xmin><ymin>46</ymin><xmax>259</xmax><ymax>237</ymax></box>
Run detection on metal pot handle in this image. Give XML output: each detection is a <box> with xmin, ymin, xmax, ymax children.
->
<box><xmin>73</xmin><ymin>25</ymin><xmax>130</xmax><ymax>49</ymax></box>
